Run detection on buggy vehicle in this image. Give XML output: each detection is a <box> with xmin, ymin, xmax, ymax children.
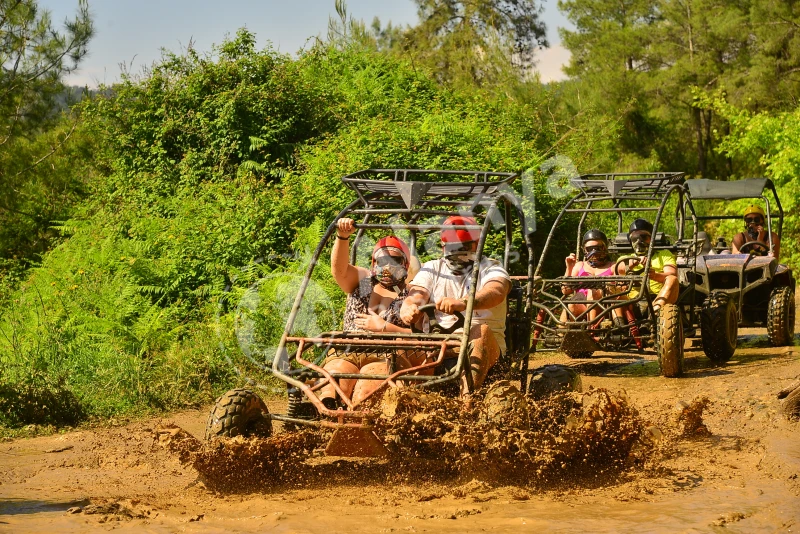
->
<box><xmin>205</xmin><ymin>169</ymin><xmax>536</xmax><ymax>457</ymax></box>
<box><xmin>682</xmin><ymin>178</ymin><xmax>796</xmax><ymax>360</ymax></box>
<box><xmin>529</xmin><ymin>172</ymin><xmax>697</xmax><ymax>378</ymax></box>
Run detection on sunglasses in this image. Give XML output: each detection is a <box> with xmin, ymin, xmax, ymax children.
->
<box><xmin>745</xmin><ymin>216</ymin><xmax>763</xmax><ymax>224</ymax></box>
<box><xmin>630</xmin><ymin>231</ymin><xmax>651</xmax><ymax>241</ymax></box>
<box><xmin>584</xmin><ymin>244</ymin><xmax>606</xmax><ymax>253</ymax></box>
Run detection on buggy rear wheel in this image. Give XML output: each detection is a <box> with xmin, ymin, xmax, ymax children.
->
<box><xmin>657</xmin><ymin>303</ymin><xmax>684</xmax><ymax>378</ymax></box>
<box><xmin>205</xmin><ymin>388</ymin><xmax>272</xmax><ymax>440</ymax></box>
<box><xmin>767</xmin><ymin>286</ymin><xmax>795</xmax><ymax>347</ymax></box>
<box><xmin>700</xmin><ymin>292</ymin><xmax>738</xmax><ymax>363</ymax></box>
<box><xmin>528</xmin><ymin>364</ymin><xmax>583</xmax><ymax>399</ymax></box>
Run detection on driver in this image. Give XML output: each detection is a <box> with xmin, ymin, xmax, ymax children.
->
<box><xmin>731</xmin><ymin>205</ymin><xmax>780</xmax><ymax>260</ymax></box>
<box><xmin>617</xmin><ymin>218</ymin><xmax>678</xmax><ymax>314</ymax></box>
<box><xmin>399</xmin><ymin>215</ymin><xmax>511</xmax><ymax>390</ymax></box>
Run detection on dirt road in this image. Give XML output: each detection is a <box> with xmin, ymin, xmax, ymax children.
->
<box><xmin>2</xmin><ymin>331</ymin><xmax>799</xmax><ymax>533</ymax></box>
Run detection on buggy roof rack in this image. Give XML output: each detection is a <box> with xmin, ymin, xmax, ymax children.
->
<box><xmin>686</xmin><ymin>178</ymin><xmax>774</xmax><ymax>200</ymax></box>
<box><xmin>341</xmin><ymin>168</ymin><xmax>518</xmax><ymax>209</ymax></box>
<box><xmin>568</xmin><ymin>172</ymin><xmax>685</xmax><ymax>200</ymax></box>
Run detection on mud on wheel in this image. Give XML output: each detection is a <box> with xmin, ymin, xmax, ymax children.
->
<box><xmin>657</xmin><ymin>303</ymin><xmax>684</xmax><ymax>378</ymax></box>
<box><xmin>767</xmin><ymin>286</ymin><xmax>795</xmax><ymax>347</ymax></box>
<box><xmin>700</xmin><ymin>291</ymin><xmax>738</xmax><ymax>363</ymax></box>
<box><xmin>205</xmin><ymin>388</ymin><xmax>272</xmax><ymax>440</ymax></box>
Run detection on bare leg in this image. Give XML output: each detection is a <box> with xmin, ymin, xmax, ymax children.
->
<box><xmin>563</xmin><ymin>303</ymin><xmax>587</xmax><ymax>323</ymax></box>
<box><xmin>319</xmin><ymin>359</ymin><xmax>359</xmax><ymax>401</ymax></box>
<box><xmin>352</xmin><ymin>361</ymin><xmax>391</xmax><ymax>405</ymax></box>
<box><xmin>653</xmin><ymin>276</ymin><xmax>679</xmax><ymax>312</ymax></box>
<box><xmin>460</xmin><ymin>324</ymin><xmax>500</xmax><ymax>393</ymax></box>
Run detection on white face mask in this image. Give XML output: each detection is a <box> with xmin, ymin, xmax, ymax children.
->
<box><xmin>444</xmin><ymin>251</ymin><xmax>477</xmax><ymax>275</ymax></box>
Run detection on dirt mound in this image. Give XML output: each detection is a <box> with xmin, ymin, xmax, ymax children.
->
<box><xmin>160</xmin><ymin>382</ymin><xmax>652</xmax><ymax>491</ymax></box>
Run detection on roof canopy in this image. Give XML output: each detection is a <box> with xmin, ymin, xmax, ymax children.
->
<box><xmin>687</xmin><ymin>178</ymin><xmax>773</xmax><ymax>200</ymax></box>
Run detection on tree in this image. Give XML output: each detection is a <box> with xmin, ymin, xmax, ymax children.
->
<box><xmin>646</xmin><ymin>0</ymin><xmax>752</xmax><ymax>175</ymax></box>
<box><xmin>0</xmin><ymin>0</ymin><xmax>93</xmax><ymax>268</ymax></box>
<box><xmin>558</xmin><ymin>0</ymin><xmax>661</xmax><ymax>161</ymax></box>
<box><xmin>559</xmin><ymin>0</ymin><xmax>753</xmax><ymax>176</ymax></box>
<box><xmin>746</xmin><ymin>0</ymin><xmax>800</xmax><ymax>110</ymax></box>
<box><xmin>0</xmin><ymin>0</ymin><xmax>93</xmax><ymax>141</ymax></box>
<box><xmin>401</xmin><ymin>0</ymin><xmax>548</xmax><ymax>86</ymax></box>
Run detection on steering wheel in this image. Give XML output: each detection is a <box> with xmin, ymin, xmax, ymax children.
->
<box><xmin>738</xmin><ymin>240</ymin><xmax>769</xmax><ymax>256</ymax></box>
<box><xmin>610</xmin><ymin>257</ymin><xmax>644</xmax><ymax>294</ymax></box>
<box><xmin>613</xmin><ymin>256</ymin><xmax>643</xmax><ymax>276</ymax></box>
<box><xmin>410</xmin><ymin>303</ymin><xmax>465</xmax><ymax>334</ymax></box>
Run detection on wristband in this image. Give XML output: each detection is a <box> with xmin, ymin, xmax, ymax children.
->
<box><xmin>336</xmin><ymin>234</ymin><xmax>350</xmax><ymax>240</ymax></box>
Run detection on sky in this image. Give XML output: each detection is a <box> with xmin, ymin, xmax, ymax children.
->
<box><xmin>40</xmin><ymin>0</ymin><xmax>573</xmax><ymax>87</ymax></box>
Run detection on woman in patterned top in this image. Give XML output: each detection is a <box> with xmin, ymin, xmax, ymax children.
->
<box><xmin>319</xmin><ymin>217</ymin><xmax>415</xmax><ymax>406</ymax></box>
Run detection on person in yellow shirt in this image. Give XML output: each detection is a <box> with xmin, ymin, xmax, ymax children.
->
<box><xmin>617</xmin><ymin>219</ymin><xmax>679</xmax><ymax>313</ymax></box>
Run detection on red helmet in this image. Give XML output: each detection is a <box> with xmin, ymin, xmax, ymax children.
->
<box><xmin>371</xmin><ymin>236</ymin><xmax>410</xmax><ymax>268</ymax></box>
<box><xmin>441</xmin><ymin>215</ymin><xmax>480</xmax><ymax>244</ymax></box>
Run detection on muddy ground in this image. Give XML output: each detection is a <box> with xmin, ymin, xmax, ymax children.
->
<box><xmin>2</xmin><ymin>327</ymin><xmax>800</xmax><ymax>533</ymax></box>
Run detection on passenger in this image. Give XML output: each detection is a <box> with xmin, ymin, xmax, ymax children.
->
<box><xmin>617</xmin><ymin>218</ymin><xmax>678</xmax><ymax>314</ymax></box>
<box><xmin>560</xmin><ymin>229</ymin><xmax>617</xmax><ymax>324</ymax></box>
<box><xmin>319</xmin><ymin>218</ymin><xmax>413</xmax><ymax>407</ymax></box>
<box><xmin>399</xmin><ymin>215</ymin><xmax>511</xmax><ymax>390</ymax></box>
<box><xmin>731</xmin><ymin>205</ymin><xmax>780</xmax><ymax>260</ymax></box>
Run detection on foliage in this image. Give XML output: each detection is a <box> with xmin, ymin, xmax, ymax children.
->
<box><xmin>704</xmin><ymin>96</ymin><xmax>800</xmax><ymax>268</ymax></box>
<box><xmin>403</xmin><ymin>0</ymin><xmax>548</xmax><ymax>85</ymax></box>
<box><xmin>557</xmin><ymin>0</ymin><xmax>799</xmax><ymax>177</ymax></box>
<box><xmin>0</xmin><ymin>0</ymin><xmax>94</xmax><ymax>283</ymax></box>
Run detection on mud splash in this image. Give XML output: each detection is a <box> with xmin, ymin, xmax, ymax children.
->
<box><xmin>160</xmin><ymin>382</ymin><xmax>653</xmax><ymax>491</ymax></box>
<box><xmin>673</xmin><ymin>396</ymin><xmax>712</xmax><ymax>436</ymax></box>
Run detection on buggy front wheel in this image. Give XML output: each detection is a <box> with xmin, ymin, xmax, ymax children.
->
<box><xmin>767</xmin><ymin>286</ymin><xmax>795</xmax><ymax>347</ymax></box>
<box><xmin>701</xmin><ymin>292</ymin><xmax>738</xmax><ymax>363</ymax></box>
<box><xmin>657</xmin><ymin>303</ymin><xmax>684</xmax><ymax>378</ymax></box>
<box><xmin>205</xmin><ymin>388</ymin><xmax>273</xmax><ymax>440</ymax></box>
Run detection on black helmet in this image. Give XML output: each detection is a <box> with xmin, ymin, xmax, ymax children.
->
<box><xmin>629</xmin><ymin>218</ymin><xmax>653</xmax><ymax>235</ymax></box>
<box><xmin>582</xmin><ymin>228</ymin><xmax>608</xmax><ymax>245</ymax></box>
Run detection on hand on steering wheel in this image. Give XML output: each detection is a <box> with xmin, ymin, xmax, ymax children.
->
<box><xmin>410</xmin><ymin>303</ymin><xmax>466</xmax><ymax>334</ymax></box>
<box><xmin>614</xmin><ymin>256</ymin><xmax>642</xmax><ymax>275</ymax></box>
<box><xmin>612</xmin><ymin>257</ymin><xmax>642</xmax><ymax>293</ymax></box>
<box><xmin>738</xmin><ymin>240</ymin><xmax>769</xmax><ymax>256</ymax></box>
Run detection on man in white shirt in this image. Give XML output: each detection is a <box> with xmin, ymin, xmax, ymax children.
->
<box><xmin>399</xmin><ymin>215</ymin><xmax>511</xmax><ymax>390</ymax></box>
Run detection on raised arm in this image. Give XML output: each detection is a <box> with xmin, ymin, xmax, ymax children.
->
<box><xmin>331</xmin><ymin>218</ymin><xmax>368</xmax><ymax>294</ymax></box>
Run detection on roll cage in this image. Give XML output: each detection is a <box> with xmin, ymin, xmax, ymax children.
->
<box><xmin>685</xmin><ymin>178</ymin><xmax>784</xmax><ymax>254</ymax></box>
<box><xmin>531</xmin><ymin>172</ymin><xmax>700</xmax><ymax>355</ymax></box>
<box><xmin>269</xmin><ymin>169</ymin><xmax>535</xmax><ymax>430</ymax></box>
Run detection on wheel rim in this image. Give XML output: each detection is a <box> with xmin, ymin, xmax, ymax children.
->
<box><xmin>727</xmin><ymin>304</ymin><xmax>737</xmax><ymax>347</ymax></box>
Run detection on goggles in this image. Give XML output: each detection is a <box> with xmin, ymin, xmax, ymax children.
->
<box><xmin>375</xmin><ymin>255</ymin><xmax>405</xmax><ymax>268</ymax></box>
<box><xmin>744</xmin><ymin>216</ymin><xmax>763</xmax><ymax>224</ymax></box>
<box><xmin>584</xmin><ymin>244</ymin><xmax>607</xmax><ymax>254</ymax></box>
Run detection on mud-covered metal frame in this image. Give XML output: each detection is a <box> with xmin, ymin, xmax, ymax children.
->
<box><xmin>268</xmin><ymin>169</ymin><xmax>536</xmax><ymax>430</ymax></box>
<box><xmin>530</xmin><ymin>172</ymin><xmax>700</xmax><ymax>355</ymax></box>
